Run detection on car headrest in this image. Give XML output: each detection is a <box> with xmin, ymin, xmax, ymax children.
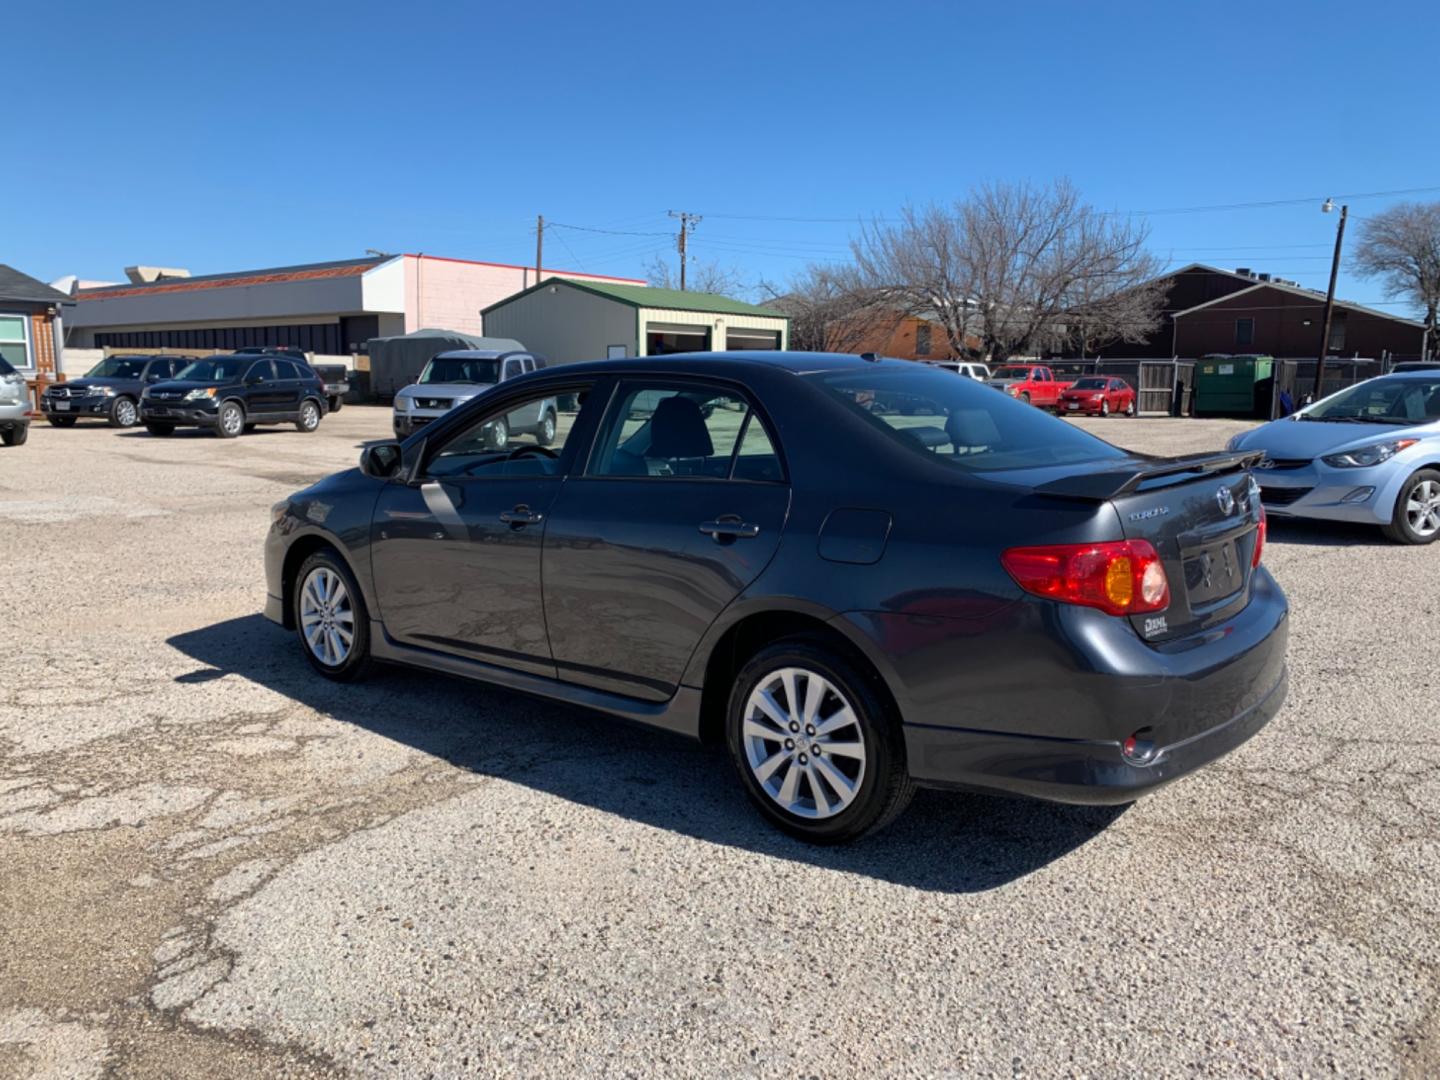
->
<box><xmin>945</xmin><ymin>408</ymin><xmax>1002</xmax><ymax>448</ymax></box>
<box><xmin>648</xmin><ymin>397</ymin><xmax>714</xmax><ymax>458</ymax></box>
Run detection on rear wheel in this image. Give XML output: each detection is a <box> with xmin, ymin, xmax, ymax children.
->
<box><xmin>1</xmin><ymin>423</ymin><xmax>27</xmax><ymax>447</ymax></box>
<box><xmin>144</xmin><ymin>421</ymin><xmax>176</xmax><ymax>437</ymax></box>
<box><xmin>1101</xmin><ymin>399</ymin><xmax>1110</xmax><ymax>417</ymax></box>
<box><xmin>328</xmin><ymin>395</ymin><xmax>343</xmax><ymax>413</ymax></box>
<box><xmin>1383</xmin><ymin>469</ymin><xmax>1440</xmax><ymax>544</ymax></box>
<box><xmin>109</xmin><ymin>396</ymin><xmax>140</xmax><ymax>428</ymax></box>
<box><xmin>216</xmin><ymin>402</ymin><xmax>244</xmax><ymax>438</ymax></box>
<box><xmin>243</xmin><ymin>423</ymin><xmax>257</xmax><ymax>433</ymax></box>
<box><xmin>1125</xmin><ymin>398</ymin><xmax>1136</xmax><ymax>417</ymax></box>
<box><xmin>294</xmin><ymin>550</ymin><xmax>371</xmax><ymax>681</ymax></box>
<box><xmin>295</xmin><ymin>399</ymin><xmax>321</xmax><ymax>433</ymax></box>
<box><xmin>726</xmin><ymin>638</ymin><xmax>914</xmax><ymax>843</ymax></box>
<box><xmin>48</xmin><ymin>415</ymin><xmax>77</xmax><ymax>428</ymax></box>
<box><xmin>536</xmin><ymin>408</ymin><xmax>557</xmax><ymax>447</ymax></box>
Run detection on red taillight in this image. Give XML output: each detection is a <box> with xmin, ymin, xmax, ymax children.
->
<box><xmin>1001</xmin><ymin>539</ymin><xmax>1170</xmax><ymax>617</ymax></box>
<box><xmin>1252</xmin><ymin>506</ymin><xmax>1266</xmax><ymax>568</ymax></box>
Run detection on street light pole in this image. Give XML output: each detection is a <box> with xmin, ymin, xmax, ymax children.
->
<box><xmin>1312</xmin><ymin>199</ymin><xmax>1348</xmax><ymax>400</ymax></box>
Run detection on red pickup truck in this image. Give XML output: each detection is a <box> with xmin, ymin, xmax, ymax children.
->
<box><xmin>988</xmin><ymin>364</ymin><xmax>1073</xmax><ymax>408</ymax></box>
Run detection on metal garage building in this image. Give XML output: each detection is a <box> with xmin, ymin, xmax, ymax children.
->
<box><xmin>481</xmin><ymin>280</ymin><xmax>789</xmax><ymax>363</ymax></box>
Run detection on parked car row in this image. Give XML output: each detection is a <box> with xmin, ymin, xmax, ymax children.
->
<box><xmin>28</xmin><ymin>347</ymin><xmax>335</xmax><ymax>441</ymax></box>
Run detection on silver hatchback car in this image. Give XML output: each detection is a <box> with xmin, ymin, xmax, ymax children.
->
<box><xmin>392</xmin><ymin>349</ymin><xmax>555</xmax><ymax>443</ymax></box>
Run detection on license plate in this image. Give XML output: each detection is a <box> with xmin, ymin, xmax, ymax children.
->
<box><xmin>1066</xmin><ymin>403</ymin><xmax>1079</xmax><ymax>410</ymax></box>
<box><xmin>53</xmin><ymin>400</ymin><xmax>70</xmax><ymax>411</ymax></box>
<box><xmin>1183</xmin><ymin>539</ymin><xmax>1245</xmax><ymax>606</ymax></box>
<box><xmin>149</xmin><ymin>408</ymin><xmax>170</xmax><ymax>416</ymax></box>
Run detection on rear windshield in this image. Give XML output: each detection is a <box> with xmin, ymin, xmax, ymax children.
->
<box><xmin>421</xmin><ymin>357</ymin><xmax>501</xmax><ymax>385</ymax></box>
<box><xmin>85</xmin><ymin>357</ymin><xmax>151</xmax><ymax>379</ymax></box>
<box><xmin>992</xmin><ymin>367</ymin><xmax>1035</xmax><ymax>380</ymax></box>
<box><xmin>811</xmin><ymin>367</ymin><xmax>1127</xmax><ymax>472</ymax></box>
<box><xmin>175</xmin><ymin>358</ymin><xmax>248</xmax><ymax>382</ymax></box>
<box><xmin>1304</xmin><ymin>377</ymin><xmax>1440</xmax><ymax>424</ymax></box>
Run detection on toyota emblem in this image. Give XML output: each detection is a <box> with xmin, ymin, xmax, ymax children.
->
<box><xmin>1216</xmin><ymin>486</ymin><xmax>1236</xmax><ymax>515</ymax></box>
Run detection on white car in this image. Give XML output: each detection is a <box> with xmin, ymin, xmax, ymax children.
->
<box><xmin>924</xmin><ymin>360</ymin><xmax>990</xmax><ymax>381</ymax></box>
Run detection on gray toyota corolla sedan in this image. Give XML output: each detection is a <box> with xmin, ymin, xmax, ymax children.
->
<box><xmin>265</xmin><ymin>353</ymin><xmax>1288</xmax><ymax>842</ymax></box>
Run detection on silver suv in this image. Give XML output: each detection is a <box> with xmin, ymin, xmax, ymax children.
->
<box><xmin>392</xmin><ymin>350</ymin><xmax>555</xmax><ymax>442</ymax></box>
<box><xmin>0</xmin><ymin>356</ymin><xmax>29</xmax><ymax>447</ymax></box>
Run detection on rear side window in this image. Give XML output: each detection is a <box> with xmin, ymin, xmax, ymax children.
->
<box><xmin>812</xmin><ymin>366</ymin><xmax>1125</xmax><ymax>473</ymax></box>
<box><xmin>589</xmin><ymin>382</ymin><xmax>784</xmax><ymax>482</ymax></box>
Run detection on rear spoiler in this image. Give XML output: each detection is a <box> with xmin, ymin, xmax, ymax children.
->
<box><xmin>1035</xmin><ymin>450</ymin><xmax>1263</xmax><ymax>502</ymax></box>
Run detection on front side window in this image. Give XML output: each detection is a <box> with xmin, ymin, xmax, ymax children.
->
<box><xmin>85</xmin><ymin>356</ymin><xmax>150</xmax><ymax>380</ymax></box>
<box><xmin>426</xmin><ymin>385</ymin><xmax>591</xmax><ymax>479</ymax></box>
<box><xmin>0</xmin><ymin>314</ymin><xmax>32</xmax><ymax>369</ymax></box>
<box><xmin>812</xmin><ymin>366</ymin><xmax>1127</xmax><ymax>473</ymax></box>
<box><xmin>590</xmin><ymin>382</ymin><xmax>784</xmax><ymax>481</ymax></box>
<box><xmin>176</xmin><ymin>357</ymin><xmax>249</xmax><ymax>382</ymax></box>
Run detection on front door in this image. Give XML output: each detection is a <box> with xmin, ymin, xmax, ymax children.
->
<box><xmin>369</xmin><ymin>382</ymin><xmax>598</xmax><ymax>676</ymax></box>
<box><xmin>242</xmin><ymin>359</ymin><xmax>289</xmax><ymax>417</ymax></box>
<box><xmin>542</xmin><ymin>379</ymin><xmax>790</xmax><ymax>702</ymax></box>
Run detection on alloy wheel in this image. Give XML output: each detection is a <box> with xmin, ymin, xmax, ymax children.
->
<box><xmin>221</xmin><ymin>405</ymin><xmax>243</xmax><ymax>436</ymax></box>
<box><xmin>115</xmin><ymin>398</ymin><xmax>138</xmax><ymax>426</ymax></box>
<box><xmin>1406</xmin><ymin>479</ymin><xmax>1440</xmax><ymax>537</ymax></box>
<box><xmin>301</xmin><ymin>402</ymin><xmax>319</xmax><ymax>430</ymax></box>
<box><xmin>741</xmin><ymin>667</ymin><xmax>867</xmax><ymax>820</ymax></box>
<box><xmin>300</xmin><ymin>567</ymin><xmax>355</xmax><ymax>666</ymax></box>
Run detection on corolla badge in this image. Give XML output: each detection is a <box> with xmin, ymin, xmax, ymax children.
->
<box><xmin>1216</xmin><ymin>486</ymin><xmax>1236</xmax><ymax>515</ymax></box>
<box><xmin>1128</xmin><ymin>506</ymin><xmax>1170</xmax><ymax>522</ymax></box>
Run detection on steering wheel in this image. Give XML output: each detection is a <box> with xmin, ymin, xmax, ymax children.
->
<box><xmin>507</xmin><ymin>444</ymin><xmax>558</xmax><ymax>461</ymax></box>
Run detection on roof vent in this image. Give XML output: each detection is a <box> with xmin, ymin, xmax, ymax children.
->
<box><xmin>124</xmin><ymin>265</ymin><xmax>192</xmax><ymax>284</ymax></box>
<box><xmin>1234</xmin><ymin>267</ymin><xmax>1254</xmax><ymax>278</ymax></box>
<box><xmin>1258</xmin><ymin>273</ymin><xmax>1271</xmax><ymax>282</ymax></box>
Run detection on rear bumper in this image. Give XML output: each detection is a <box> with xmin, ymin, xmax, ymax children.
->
<box><xmin>904</xmin><ymin>664</ymin><xmax>1286</xmax><ymax>804</ymax></box>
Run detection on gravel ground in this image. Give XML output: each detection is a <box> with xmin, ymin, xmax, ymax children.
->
<box><xmin>1</xmin><ymin>407</ymin><xmax>1436</xmax><ymax>1078</ymax></box>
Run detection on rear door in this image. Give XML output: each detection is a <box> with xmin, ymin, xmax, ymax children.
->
<box><xmin>273</xmin><ymin>360</ymin><xmax>306</xmax><ymax>417</ymax></box>
<box><xmin>542</xmin><ymin>378</ymin><xmax>790</xmax><ymax>701</ymax></box>
<box><xmin>1111</xmin><ymin>468</ymin><xmax>1261</xmax><ymax>643</ymax></box>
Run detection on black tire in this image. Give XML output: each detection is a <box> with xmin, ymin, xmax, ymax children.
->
<box><xmin>725</xmin><ymin>637</ymin><xmax>915</xmax><ymax>844</ymax></box>
<box><xmin>1125</xmin><ymin>399</ymin><xmax>1136</xmax><ymax>417</ymax></box>
<box><xmin>243</xmin><ymin>423</ymin><xmax>257</xmax><ymax>433</ymax></box>
<box><xmin>295</xmin><ymin>399</ymin><xmax>322</xmax><ymax>433</ymax></box>
<box><xmin>48</xmin><ymin>415</ymin><xmax>77</xmax><ymax>428</ymax></box>
<box><xmin>1101</xmin><ymin>399</ymin><xmax>1110</xmax><ymax>417</ymax></box>
<box><xmin>293</xmin><ymin>549</ymin><xmax>371</xmax><ymax>681</ymax></box>
<box><xmin>486</xmin><ymin>415</ymin><xmax>509</xmax><ymax>450</ymax></box>
<box><xmin>144</xmin><ymin>422</ymin><xmax>176</xmax><ymax>437</ymax></box>
<box><xmin>328</xmin><ymin>395</ymin><xmax>343</xmax><ymax>413</ymax></box>
<box><xmin>1018</xmin><ymin>391</ymin><xmax>1031</xmax><ymax>405</ymax></box>
<box><xmin>1382</xmin><ymin>468</ymin><xmax>1440</xmax><ymax>545</ymax></box>
<box><xmin>536</xmin><ymin>408</ymin><xmax>557</xmax><ymax>447</ymax></box>
<box><xmin>1</xmin><ymin>423</ymin><xmax>27</xmax><ymax>447</ymax></box>
<box><xmin>108</xmin><ymin>395</ymin><xmax>140</xmax><ymax>428</ymax></box>
<box><xmin>215</xmin><ymin>401</ymin><xmax>244</xmax><ymax>438</ymax></box>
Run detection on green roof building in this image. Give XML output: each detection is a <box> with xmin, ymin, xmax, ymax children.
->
<box><xmin>481</xmin><ymin>277</ymin><xmax>789</xmax><ymax>362</ymax></box>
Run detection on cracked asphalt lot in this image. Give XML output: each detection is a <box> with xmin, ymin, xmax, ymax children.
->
<box><xmin>2</xmin><ymin>408</ymin><xmax>1437</xmax><ymax>1077</ymax></box>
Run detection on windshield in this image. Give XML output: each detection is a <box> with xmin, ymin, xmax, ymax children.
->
<box><xmin>811</xmin><ymin>366</ymin><xmax>1127</xmax><ymax>472</ymax></box>
<box><xmin>1302</xmin><ymin>377</ymin><xmax>1440</xmax><ymax>424</ymax></box>
<box><xmin>993</xmin><ymin>367</ymin><xmax>1034</xmax><ymax>380</ymax></box>
<box><xmin>420</xmin><ymin>356</ymin><xmax>501</xmax><ymax>385</ymax></box>
<box><xmin>175</xmin><ymin>358</ymin><xmax>248</xmax><ymax>383</ymax></box>
<box><xmin>1071</xmin><ymin>378</ymin><xmax>1107</xmax><ymax>390</ymax></box>
<box><xmin>84</xmin><ymin>357</ymin><xmax>150</xmax><ymax>379</ymax></box>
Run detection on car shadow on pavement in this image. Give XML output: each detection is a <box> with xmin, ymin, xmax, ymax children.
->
<box><xmin>167</xmin><ymin>614</ymin><xmax>1126</xmax><ymax>894</ymax></box>
<box><xmin>1265</xmin><ymin>518</ymin><xmax>1379</xmax><ymax>547</ymax></box>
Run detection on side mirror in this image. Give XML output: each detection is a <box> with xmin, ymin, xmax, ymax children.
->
<box><xmin>360</xmin><ymin>441</ymin><xmax>404</xmax><ymax>479</ymax></box>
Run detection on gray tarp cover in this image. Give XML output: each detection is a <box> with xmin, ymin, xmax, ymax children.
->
<box><xmin>366</xmin><ymin>329</ymin><xmax>524</xmax><ymax>397</ymax></box>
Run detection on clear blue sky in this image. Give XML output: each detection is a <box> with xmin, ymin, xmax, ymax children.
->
<box><xmin>5</xmin><ymin>0</ymin><xmax>1436</xmax><ymax>310</ymax></box>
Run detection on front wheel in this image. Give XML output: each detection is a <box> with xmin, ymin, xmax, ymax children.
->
<box><xmin>485</xmin><ymin>415</ymin><xmax>509</xmax><ymax>450</ymax></box>
<box><xmin>726</xmin><ymin>638</ymin><xmax>914</xmax><ymax>844</ymax></box>
<box><xmin>48</xmin><ymin>415</ymin><xmax>77</xmax><ymax>428</ymax></box>
<box><xmin>1101</xmin><ymin>400</ymin><xmax>1110</xmax><ymax>417</ymax></box>
<box><xmin>1018</xmin><ymin>391</ymin><xmax>1031</xmax><ymax>406</ymax></box>
<box><xmin>1383</xmin><ymin>469</ymin><xmax>1440</xmax><ymax>544</ymax></box>
<box><xmin>215</xmin><ymin>402</ymin><xmax>245</xmax><ymax>438</ymax></box>
<box><xmin>536</xmin><ymin>409</ymin><xmax>557</xmax><ymax>447</ymax></box>
<box><xmin>294</xmin><ymin>550</ymin><xmax>371</xmax><ymax>681</ymax></box>
<box><xmin>295</xmin><ymin>399</ymin><xmax>321</xmax><ymax>433</ymax></box>
<box><xmin>109</xmin><ymin>396</ymin><xmax>140</xmax><ymax>428</ymax></box>
<box><xmin>144</xmin><ymin>422</ymin><xmax>176</xmax><ymax>437</ymax></box>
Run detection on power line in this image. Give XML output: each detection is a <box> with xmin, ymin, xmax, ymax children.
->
<box><xmin>547</xmin><ymin>221</ymin><xmax>671</xmax><ymax>237</ymax></box>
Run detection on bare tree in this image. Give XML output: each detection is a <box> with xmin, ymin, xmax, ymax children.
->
<box><xmin>643</xmin><ymin>254</ymin><xmax>746</xmax><ymax>296</ymax></box>
<box><xmin>849</xmin><ymin>181</ymin><xmax>1163</xmax><ymax>360</ymax></box>
<box><xmin>1353</xmin><ymin>201</ymin><xmax>1440</xmax><ymax>352</ymax></box>
<box><xmin>760</xmin><ymin>264</ymin><xmax>904</xmax><ymax>353</ymax></box>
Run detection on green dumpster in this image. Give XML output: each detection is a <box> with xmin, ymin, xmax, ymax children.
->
<box><xmin>1193</xmin><ymin>354</ymin><xmax>1274</xmax><ymax>417</ymax></box>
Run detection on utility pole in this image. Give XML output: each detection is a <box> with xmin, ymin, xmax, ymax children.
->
<box><xmin>1312</xmin><ymin>199</ymin><xmax>1348</xmax><ymax>400</ymax></box>
<box><xmin>535</xmin><ymin>215</ymin><xmax>544</xmax><ymax>288</ymax></box>
<box><xmin>668</xmin><ymin>210</ymin><xmax>701</xmax><ymax>290</ymax></box>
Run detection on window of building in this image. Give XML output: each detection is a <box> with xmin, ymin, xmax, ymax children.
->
<box><xmin>1235</xmin><ymin>318</ymin><xmax>1254</xmax><ymax>347</ymax></box>
<box><xmin>0</xmin><ymin>314</ymin><xmax>32</xmax><ymax>370</ymax></box>
<box><xmin>915</xmin><ymin>323</ymin><xmax>932</xmax><ymax>355</ymax></box>
<box><xmin>1328</xmin><ymin>316</ymin><xmax>1346</xmax><ymax>352</ymax></box>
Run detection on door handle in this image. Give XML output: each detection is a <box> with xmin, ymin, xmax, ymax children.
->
<box><xmin>499</xmin><ymin>505</ymin><xmax>544</xmax><ymax>527</ymax></box>
<box><xmin>699</xmin><ymin>517</ymin><xmax>760</xmax><ymax>541</ymax></box>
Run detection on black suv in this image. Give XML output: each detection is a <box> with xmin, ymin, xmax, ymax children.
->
<box><xmin>42</xmin><ymin>354</ymin><xmax>188</xmax><ymax>428</ymax></box>
<box><xmin>232</xmin><ymin>347</ymin><xmax>351</xmax><ymax>413</ymax></box>
<box><xmin>141</xmin><ymin>354</ymin><xmax>327</xmax><ymax>438</ymax></box>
